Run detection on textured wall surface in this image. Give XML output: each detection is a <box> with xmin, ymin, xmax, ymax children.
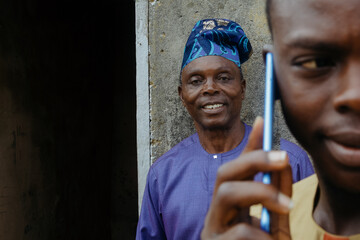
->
<box><xmin>148</xmin><ymin>0</ymin><xmax>297</xmax><ymax>161</ymax></box>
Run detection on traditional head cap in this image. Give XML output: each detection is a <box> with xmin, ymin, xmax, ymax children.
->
<box><xmin>181</xmin><ymin>18</ymin><xmax>252</xmax><ymax>70</ymax></box>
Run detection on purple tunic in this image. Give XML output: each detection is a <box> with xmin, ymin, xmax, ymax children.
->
<box><xmin>136</xmin><ymin>123</ymin><xmax>314</xmax><ymax>240</ymax></box>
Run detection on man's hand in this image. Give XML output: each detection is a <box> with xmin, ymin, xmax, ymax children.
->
<box><xmin>201</xmin><ymin>117</ymin><xmax>293</xmax><ymax>240</ymax></box>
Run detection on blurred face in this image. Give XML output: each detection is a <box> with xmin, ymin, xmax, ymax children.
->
<box><xmin>179</xmin><ymin>56</ymin><xmax>245</xmax><ymax>130</ymax></box>
<box><xmin>269</xmin><ymin>0</ymin><xmax>360</xmax><ymax>191</ymax></box>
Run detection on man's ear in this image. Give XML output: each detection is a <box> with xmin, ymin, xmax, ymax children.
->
<box><xmin>178</xmin><ymin>85</ymin><xmax>185</xmax><ymax>105</ymax></box>
<box><xmin>262</xmin><ymin>44</ymin><xmax>274</xmax><ymax>63</ymax></box>
<box><xmin>240</xmin><ymin>78</ymin><xmax>246</xmax><ymax>100</ymax></box>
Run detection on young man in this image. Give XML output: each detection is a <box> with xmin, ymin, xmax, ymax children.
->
<box><xmin>201</xmin><ymin>0</ymin><xmax>360</xmax><ymax>239</ymax></box>
<box><xmin>136</xmin><ymin>18</ymin><xmax>314</xmax><ymax>240</ymax></box>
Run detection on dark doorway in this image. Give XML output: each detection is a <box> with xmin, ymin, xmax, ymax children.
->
<box><xmin>0</xmin><ymin>0</ymin><xmax>137</xmax><ymax>239</ymax></box>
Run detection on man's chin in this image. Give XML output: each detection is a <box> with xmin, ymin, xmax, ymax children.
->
<box><xmin>322</xmin><ymin>169</ymin><xmax>360</xmax><ymax>194</ymax></box>
<box><xmin>197</xmin><ymin>122</ymin><xmax>232</xmax><ymax>131</ymax></box>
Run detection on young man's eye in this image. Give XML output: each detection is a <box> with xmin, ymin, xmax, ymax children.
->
<box><xmin>299</xmin><ymin>58</ymin><xmax>335</xmax><ymax>69</ymax></box>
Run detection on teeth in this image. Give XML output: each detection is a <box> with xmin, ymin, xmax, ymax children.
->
<box><xmin>204</xmin><ymin>104</ymin><xmax>223</xmax><ymax>109</ymax></box>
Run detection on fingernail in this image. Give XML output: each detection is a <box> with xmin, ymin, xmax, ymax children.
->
<box><xmin>267</xmin><ymin>151</ymin><xmax>287</xmax><ymax>163</ymax></box>
<box><xmin>278</xmin><ymin>193</ymin><xmax>294</xmax><ymax>210</ymax></box>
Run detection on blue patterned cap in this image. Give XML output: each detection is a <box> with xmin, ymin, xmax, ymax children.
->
<box><xmin>181</xmin><ymin>18</ymin><xmax>252</xmax><ymax>70</ymax></box>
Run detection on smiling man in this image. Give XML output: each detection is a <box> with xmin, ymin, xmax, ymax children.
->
<box><xmin>136</xmin><ymin>18</ymin><xmax>314</xmax><ymax>240</ymax></box>
<box><xmin>200</xmin><ymin>1</ymin><xmax>360</xmax><ymax>240</ymax></box>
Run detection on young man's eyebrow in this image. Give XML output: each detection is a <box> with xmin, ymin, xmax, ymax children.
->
<box><xmin>285</xmin><ymin>38</ymin><xmax>343</xmax><ymax>51</ymax></box>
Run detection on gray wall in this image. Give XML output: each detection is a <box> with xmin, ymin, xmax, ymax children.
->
<box><xmin>147</xmin><ymin>0</ymin><xmax>296</xmax><ymax>162</ymax></box>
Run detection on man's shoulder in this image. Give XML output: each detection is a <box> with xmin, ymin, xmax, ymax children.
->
<box><xmin>290</xmin><ymin>174</ymin><xmax>318</xmax><ymax>239</ymax></box>
<box><xmin>280</xmin><ymin>138</ymin><xmax>309</xmax><ymax>159</ymax></box>
<box><xmin>293</xmin><ymin>173</ymin><xmax>317</xmax><ymax>194</ymax></box>
<box><xmin>151</xmin><ymin>133</ymin><xmax>199</xmax><ymax>170</ymax></box>
<box><xmin>280</xmin><ymin>138</ymin><xmax>305</xmax><ymax>155</ymax></box>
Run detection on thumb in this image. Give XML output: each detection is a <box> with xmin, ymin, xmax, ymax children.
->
<box><xmin>243</xmin><ymin>116</ymin><xmax>264</xmax><ymax>153</ymax></box>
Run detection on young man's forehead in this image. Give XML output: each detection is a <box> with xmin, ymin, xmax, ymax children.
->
<box><xmin>270</xmin><ymin>0</ymin><xmax>360</xmax><ymax>18</ymax></box>
<box><xmin>270</xmin><ymin>0</ymin><xmax>360</xmax><ymax>47</ymax></box>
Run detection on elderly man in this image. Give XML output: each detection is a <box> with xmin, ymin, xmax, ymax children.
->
<box><xmin>136</xmin><ymin>18</ymin><xmax>314</xmax><ymax>240</ymax></box>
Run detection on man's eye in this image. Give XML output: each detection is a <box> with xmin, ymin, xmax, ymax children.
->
<box><xmin>190</xmin><ymin>79</ymin><xmax>202</xmax><ymax>85</ymax></box>
<box><xmin>300</xmin><ymin>58</ymin><xmax>335</xmax><ymax>69</ymax></box>
<box><xmin>191</xmin><ymin>80</ymin><xmax>199</xmax><ymax>84</ymax></box>
<box><xmin>217</xmin><ymin>75</ymin><xmax>231</xmax><ymax>82</ymax></box>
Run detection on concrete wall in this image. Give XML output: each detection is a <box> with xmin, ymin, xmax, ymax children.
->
<box><xmin>146</xmin><ymin>0</ymin><xmax>296</xmax><ymax>163</ymax></box>
<box><xmin>0</xmin><ymin>0</ymin><xmax>137</xmax><ymax>239</ymax></box>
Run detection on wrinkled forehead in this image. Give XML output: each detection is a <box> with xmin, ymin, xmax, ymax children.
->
<box><xmin>271</xmin><ymin>0</ymin><xmax>360</xmax><ymax>47</ymax></box>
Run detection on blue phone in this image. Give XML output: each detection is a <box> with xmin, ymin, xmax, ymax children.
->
<box><xmin>260</xmin><ymin>52</ymin><xmax>278</xmax><ymax>233</ymax></box>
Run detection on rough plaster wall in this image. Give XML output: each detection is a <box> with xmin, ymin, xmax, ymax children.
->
<box><xmin>148</xmin><ymin>0</ymin><xmax>297</xmax><ymax>162</ymax></box>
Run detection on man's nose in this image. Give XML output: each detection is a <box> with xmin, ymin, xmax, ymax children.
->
<box><xmin>333</xmin><ymin>60</ymin><xmax>360</xmax><ymax>113</ymax></box>
<box><xmin>202</xmin><ymin>78</ymin><xmax>219</xmax><ymax>95</ymax></box>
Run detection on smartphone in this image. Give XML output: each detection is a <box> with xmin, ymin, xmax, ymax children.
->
<box><xmin>260</xmin><ymin>52</ymin><xmax>277</xmax><ymax>233</ymax></box>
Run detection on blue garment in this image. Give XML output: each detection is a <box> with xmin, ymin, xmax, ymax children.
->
<box><xmin>136</xmin><ymin>123</ymin><xmax>314</xmax><ymax>240</ymax></box>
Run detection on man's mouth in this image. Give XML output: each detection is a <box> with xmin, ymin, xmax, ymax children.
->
<box><xmin>203</xmin><ymin>104</ymin><xmax>224</xmax><ymax>109</ymax></box>
<box><xmin>325</xmin><ymin>132</ymin><xmax>360</xmax><ymax>167</ymax></box>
